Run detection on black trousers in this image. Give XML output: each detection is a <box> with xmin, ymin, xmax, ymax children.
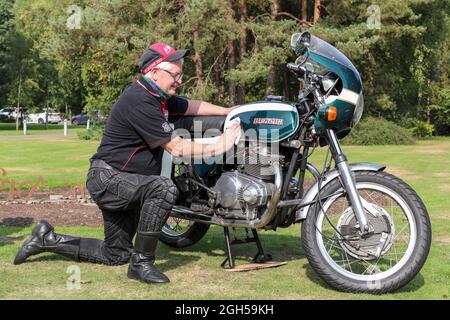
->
<box><xmin>78</xmin><ymin>159</ymin><xmax>178</xmax><ymax>265</ymax></box>
<box><xmin>77</xmin><ymin>116</ymin><xmax>226</xmax><ymax>266</ymax></box>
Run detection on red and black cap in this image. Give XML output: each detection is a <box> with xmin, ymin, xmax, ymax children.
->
<box><xmin>139</xmin><ymin>43</ymin><xmax>190</xmax><ymax>74</ymax></box>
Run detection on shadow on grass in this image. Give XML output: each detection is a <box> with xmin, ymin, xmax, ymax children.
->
<box><xmin>165</xmin><ymin>226</ymin><xmax>425</xmax><ymax>294</ymax></box>
<box><xmin>302</xmin><ymin>255</ymin><xmax>425</xmax><ymax>294</ymax></box>
<box><xmin>0</xmin><ymin>217</ymin><xmax>34</xmax><ymax>247</ymax></box>
<box><xmin>163</xmin><ymin>228</ymin><xmax>304</xmax><ymax>265</ymax></box>
<box><xmin>26</xmin><ymin>251</ymin><xmax>201</xmax><ymax>273</ymax></box>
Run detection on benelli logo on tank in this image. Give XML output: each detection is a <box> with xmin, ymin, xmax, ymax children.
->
<box><xmin>253</xmin><ymin>118</ymin><xmax>284</xmax><ymax>126</ymax></box>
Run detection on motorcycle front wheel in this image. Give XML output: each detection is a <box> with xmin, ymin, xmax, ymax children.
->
<box><xmin>301</xmin><ymin>171</ymin><xmax>431</xmax><ymax>294</ymax></box>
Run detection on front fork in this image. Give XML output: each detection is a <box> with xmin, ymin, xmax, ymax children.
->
<box><xmin>326</xmin><ymin>129</ymin><xmax>370</xmax><ymax>233</ymax></box>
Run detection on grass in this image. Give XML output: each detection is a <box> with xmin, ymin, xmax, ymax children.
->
<box><xmin>0</xmin><ymin>136</ymin><xmax>99</xmax><ymax>190</ymax></box>
<box><xmin>0</xmin><ymin>123</ymin><xmax>87</xmax><ymax>136</ymax></box>
<box><xmin>0</xmin><ymin>226</ymin><xmax>448</xmax><ymax>300</ymax></box>
<box><xmin>0</xmin><ymin>136</ymin><xmax>449</xmax><ymax>299</ymax></box>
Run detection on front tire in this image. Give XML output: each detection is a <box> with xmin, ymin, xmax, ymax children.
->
<box><xmin>301</xmin><ymin>171</ymin><xmax>431</xmax><ymax>294</ymax></box>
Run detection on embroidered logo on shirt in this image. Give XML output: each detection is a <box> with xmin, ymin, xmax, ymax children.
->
<box><xmin>162</xmin><ymin>122</ymin><xmax>172</xmax><ymax>133</ymax></box>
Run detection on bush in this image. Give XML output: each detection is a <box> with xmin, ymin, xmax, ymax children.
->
<box><xmin>77</xmin><ymin>125</ymin><xmax>104</xmax><ymax>141</ymax></box>
<box><xmin>410</xmin><ymin>122</ymin><xmax>434</xmax><ymax>138</ymax></box>
<box><xmin>399</xmin><ymin>117</ymin><xmax>435</xmax><ymax>138</ymax></box>
<box><xmin>342</xmin><ymin>117</ymin><xmax>415</xmax><ymax>145</ymax></box>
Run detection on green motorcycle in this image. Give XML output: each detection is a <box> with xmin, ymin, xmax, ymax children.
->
<box><xmin>161</xmin><ymin>32</ymin><xmax>432</xmax><ymax>294</ymax></box>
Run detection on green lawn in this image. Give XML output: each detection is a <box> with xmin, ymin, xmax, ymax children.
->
<box><xmin>0</xmin><ymin>135</ymin><xmax>99</xmax><ymax>190</ymax></box>
<box><xmin>0</xmin><ymin>123</ymin><xmax>87</xmax><ymax>136</ymax></box>
<box><xmin>0</xmin><ymin>136</ymin><xmax>449</xmax><ymax>299</ymax></box>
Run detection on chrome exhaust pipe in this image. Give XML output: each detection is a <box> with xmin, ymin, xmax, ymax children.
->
<box><xmin>171</xmin><ymin>162</ymin><xmax>283</xmax><ymax>229</ymax></box>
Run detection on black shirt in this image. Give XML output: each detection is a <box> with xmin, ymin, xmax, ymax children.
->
<box><xmin>91</xmin><ymin>76</ymin><xmax>188</xmax><ymax>175</ymax></box>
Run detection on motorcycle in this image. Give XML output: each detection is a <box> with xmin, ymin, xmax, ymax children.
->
<box><xmin>159</xmin><ymin>32</ymin><xmax>432</xmax><ymax>294</ymax></box>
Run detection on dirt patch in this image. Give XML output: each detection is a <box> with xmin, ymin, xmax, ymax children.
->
<box><xmin>432</xmin><ymin>172</ymin><xmax>450</xmax><ymax>178</ymax></box>
<box><xmin>438</xmin><ymin>183</ymin><xmax>450</xmax><ymax>192</ymax></box>
<box><xmin>434</xmin><ymin>236</ymin><xmax>450</xmax><ymax>244</ymax></box>
<box><xmin>436</xmin><ymin>212</ymin><xmax>450</xmax><ymax>220</ymax></box>
<box><xmin>385</xmin><ymin>167</ymin><xmax>419</xmax><ymax>180</ymax></box>
<box><xmin>413</xmin><ymin>148</ymin><xmax>446</xmax><ymax>154</ymax></box>
<box><xmin>0</xmin><ymin>202</ymin><xmax>102</xmax><ymax>227</ymax></box>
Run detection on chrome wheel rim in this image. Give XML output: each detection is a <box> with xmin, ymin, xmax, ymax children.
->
<box><xmin>162</xmin><ymin>217</ymin><xmax>194</xmax><ymax>237</ymax></box>
<box><xmin>315</xmin><ymin>182</ymin><xmax>417</xmax><ymax>282</ymax></box>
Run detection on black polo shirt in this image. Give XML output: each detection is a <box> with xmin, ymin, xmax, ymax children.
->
<box><xmin>91</xmin><ymin>76</ymin><xmax>188</xmax><ymax>175</ymax></box>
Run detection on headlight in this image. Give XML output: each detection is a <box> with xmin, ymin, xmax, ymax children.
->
<box><xmin>351</xmin><ymin>92</ymin><xmax>364</xmax><ymax>127</ymax></box>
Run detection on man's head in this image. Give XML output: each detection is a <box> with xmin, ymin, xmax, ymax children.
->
<box><xmin>139</xmin><ymin>43</ymin><xmax>190</xmax><ymax>96</ymax></box>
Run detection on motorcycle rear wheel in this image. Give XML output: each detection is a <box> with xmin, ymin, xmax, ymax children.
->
<box><xmin>301</xmin><ymin>171</ymin><xmax>432</xmax><ymax>294</ymax></box>
<box><xmin>160</xmin><ymin>217</ymin><xmax>210</xmax><ymax>248</ymax></box>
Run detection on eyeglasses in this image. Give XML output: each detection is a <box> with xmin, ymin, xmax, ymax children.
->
<box><xmin>158</xmin><ymin>68</ymin><xmax>183</xmax><ymax>82</ymax></box>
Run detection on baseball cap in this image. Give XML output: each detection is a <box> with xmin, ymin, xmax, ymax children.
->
<box><xmin>139</xmin><ymin>43</ymin><xmax>190</xmax><ymax>74</ymax></box>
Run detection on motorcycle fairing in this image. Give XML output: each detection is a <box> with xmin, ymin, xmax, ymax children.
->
<box><xmin>305</xmin><ymin>36</ymin><xmax>363</xmax><ymax>136</ymax></box>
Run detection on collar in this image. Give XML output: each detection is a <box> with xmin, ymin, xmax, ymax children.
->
<box><xmin>138</xmin><ymin>75</ymin><xmax>171</xmax><ymax>101</ymax></box>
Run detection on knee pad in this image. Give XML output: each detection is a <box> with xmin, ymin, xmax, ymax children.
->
<box><xmin>146</xmin><ymin>177</ymin><xmax>179</xmax><ymax>204</ymax></box>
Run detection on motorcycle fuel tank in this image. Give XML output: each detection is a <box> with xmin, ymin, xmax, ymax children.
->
<box><xmin>225</xmin><ymin>101</ymin><xmax>299</xmax><ymax>143</ymax></box>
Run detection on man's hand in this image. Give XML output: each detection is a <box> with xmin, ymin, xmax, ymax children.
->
<box><xmin>214</xmin><ymin>121</ymin><xmax>241</xmax><ymax>154</ymax></box>
<box><xmin>162</xmin><ymin>122</ymin><xmax>241</xmax><ymax>158</ymax></box>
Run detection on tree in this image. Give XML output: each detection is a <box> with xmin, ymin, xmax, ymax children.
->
<box><xmin>1</xmin><ymin>0</ymin><xmax>447</xmax><ymax>136</ymax></box>
<box><xmin>0</xmin><ymin>0</ymin><xmax>15</xmax><ymax>107</ymax></box>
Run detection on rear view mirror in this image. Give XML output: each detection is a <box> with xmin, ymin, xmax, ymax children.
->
<box><xmin>290</xmin><ymin>32</ymin><xmax>311</xmax><ymax>55</ymax></box>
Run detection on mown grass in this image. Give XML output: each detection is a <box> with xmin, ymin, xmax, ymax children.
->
<box><xmin>0</xmin><ymin>136</ymin><xmax>449</xmax><ymax>299</ymax></box>
<box><xmin>0</xmin><ymin>136</ymin><xmax>99</xmax><ymax>191</ymax></box>
<box><xmin>0</xmin><ymin>123</ymin><xmax>87</xmax><ymax>136</ymax></box>
<box><xmin>0</xmin><ymin>225</ymin><xmax>448</xmax><ymax>300</ymax></box>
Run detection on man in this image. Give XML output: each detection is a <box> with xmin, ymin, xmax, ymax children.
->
<box><xmin>14</xmin><ymin>43</ymin><xmax>241</xmax><ymax>284</ymax></box>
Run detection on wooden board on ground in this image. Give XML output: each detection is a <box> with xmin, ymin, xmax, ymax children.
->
<box><xmin>224</xmin><ymin>261</ymin><xmax>287</xmax><ymax>272</ymax></box>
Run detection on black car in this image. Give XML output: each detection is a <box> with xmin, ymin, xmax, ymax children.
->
<box><xmin>0</xmin><ymin>108</ymin><xmax>15</xmax><ymax>122</ymax></box>
<box><xmin>71</xmin><ymin>113</ymin><xmax>89</xmax><ymax>125</ymax></box>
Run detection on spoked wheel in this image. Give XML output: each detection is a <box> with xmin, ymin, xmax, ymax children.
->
<box><xmin>160</xmin><ymin>216</ymin><xmax>210</xmax><ymax>248</ymax></box>
<box><xmin>302</xmin><ymin>171</ymin><xmax>431</xmax><ymax>294</ymax></box>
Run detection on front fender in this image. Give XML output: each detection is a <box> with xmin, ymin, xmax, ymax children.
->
<box><xmin>295</xmin><ymin>162</ymin><xmax>385</xmax><ymax>222</ymax></box>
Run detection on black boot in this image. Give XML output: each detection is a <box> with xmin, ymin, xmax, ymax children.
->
<box><xmin>14</xmin><ymin>220</ymin><xmax>80</xmax><ymax>265</ymax></box>
<box><xmin>127</xmin><ymin>231</ymin><xmax>169</xmax><ymax>284</ymax></box>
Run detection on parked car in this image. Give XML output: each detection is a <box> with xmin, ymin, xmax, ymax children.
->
<box><xmin>0</xmin><ymin>108</ymin><xmax>15</xmax><ymax>121</ymax></box>
<box><xmin>71</xmin><ymin>111</ymin><xmax>108</xmax><ymax>125</ymax></box>
<box><xmin>26</xmin><ymin>112</ymin><xmax>62</xmax><ymax>124</ymax></box>
<box><xmin>71</xmin><ymin>112</ymin><xmax>89</xmax><ymax>125</ymax></box>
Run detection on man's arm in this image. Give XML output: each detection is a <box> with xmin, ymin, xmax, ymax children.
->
<box><xmin>162</xmin><ymin>122</ymin><xmax>240</xmax><ymax>158</ymax></box>
<box><xmin>184</xmin><ymin>99</ymin><xmax>238</xmax><ymax>116</ymax></box>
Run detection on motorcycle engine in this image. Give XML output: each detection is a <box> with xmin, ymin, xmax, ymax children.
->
<box><xmin>211</xmin><ymin>143</ymin><xmax>279</xmax><ymax>220</ymax></box>
<box><xmin>211</xmin><ymin>172</ymin><xmax>275</xmax><ymax>220</ymax></box>
<box><xmin>239</xmin><ymin>142</ymin><xmax>281</xmax><ymax>180</ymax></box>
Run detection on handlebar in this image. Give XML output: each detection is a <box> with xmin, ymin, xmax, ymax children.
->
<box><xmin>286</xmin><ymin>63</ymin><xmax>305</xmax><ymax>75</ymax></box>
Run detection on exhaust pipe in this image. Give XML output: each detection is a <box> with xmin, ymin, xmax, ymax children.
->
<box><xmin>171</xmin><ymin>162</ymin><xmax>282</xmax><ymax>229</ymax></box>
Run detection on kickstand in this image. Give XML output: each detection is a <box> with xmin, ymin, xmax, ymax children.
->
<box><xmin>251</xmin><ymin>229</ymin><xmax>272</xmax><ymax>263</ymax></box>
<box><xmin>220</xmin><ymin>227</ymin><xmax>272</xmax><ymax>269</ymax></box>
<box><xmin>220</xmin><ymin>227</ymin><xmax>235</xmax><ymax>268</ymax></box>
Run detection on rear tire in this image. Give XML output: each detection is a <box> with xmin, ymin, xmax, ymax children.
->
<box><xmin>160</xmin><ymin>217</ymin><xmax>210</xmax><ymax>248</ymax></box>
<box><xmin>301</xmin><ymin>171</ymin><xmax>432</xmax><ymax>294</ymax></box>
